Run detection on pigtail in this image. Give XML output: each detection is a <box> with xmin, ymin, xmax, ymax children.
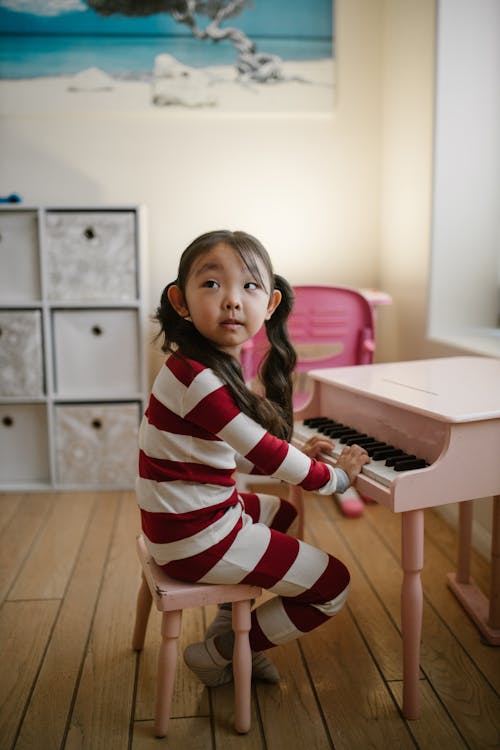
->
<box><xmin>260</xmin><ymin>275</ymin><xmax>297</xmax><ymax>440</ymax></box>
<box><xmin>155</xmin><ymin>282</ymin><xmax>181</xmax><ymax>352</ymax></box>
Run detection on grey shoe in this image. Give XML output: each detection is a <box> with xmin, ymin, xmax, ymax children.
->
<box><xmin>204</xmin><ymin>608</ymin><xmax>233</xmax><ymax>640</ymax></box>
<box><xmin>250</xmin><ymin>651</ymin><xmax>280</xmax><ymax>684</ymax></box>
<box><xmin>204</xmin><ymin>609</ymin><xmax>280</xmax><ymax>684</ymax></box>
<box><xmin>183</xmin><ymin>636</ymin><xmax>233</xmax><ymax>687</ymax></box>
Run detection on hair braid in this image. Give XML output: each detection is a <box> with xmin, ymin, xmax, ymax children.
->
<box><xmin>260</xmin><ymin>275</ymin><xmax>296</xmax><ymax>439</ymax></box>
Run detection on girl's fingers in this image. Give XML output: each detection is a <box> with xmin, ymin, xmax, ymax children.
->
<box><xmin>302</xmin><ymin>436</ymin><xmax>334</xmax><ymax>457</ymax></box>
<box><xmin>344</xmin><ymin>444</ymin><xmax>368</xmax><ymax>456</ymax></box>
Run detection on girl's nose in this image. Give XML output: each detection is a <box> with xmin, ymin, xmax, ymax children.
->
<box><xmin>224</xmin><ymin>290</ymin><xmax>241</xmax><ymax>309</ymax></box>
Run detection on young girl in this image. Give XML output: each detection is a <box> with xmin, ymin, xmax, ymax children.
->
<box><xmin>136</xmin><ymin>230</ymin><xmax>369</xmax><ymax>687</ymax></box>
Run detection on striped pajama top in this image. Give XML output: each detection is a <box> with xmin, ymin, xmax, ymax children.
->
<box><xmin>136</xmin><ymin>354</ymin><xmax>340</xmax><ymax>566</ymax></box>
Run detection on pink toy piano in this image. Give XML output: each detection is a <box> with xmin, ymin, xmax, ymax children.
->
<box><xmin>292</xmin><ymin>356</ymin><xmax>500</xmax><ymax>719</ymax></box>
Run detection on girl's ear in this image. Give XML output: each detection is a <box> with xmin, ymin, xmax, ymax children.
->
<box><xmin>265</xmin><ymin>289</ymin><xmax>282</xmax><ymax>320</ymax></box>
<box><xmin>167</xmin><ymin>284</ymin><xmax>190</xmax><ymax>318</ymax></box>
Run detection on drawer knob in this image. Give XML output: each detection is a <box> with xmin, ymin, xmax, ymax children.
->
<box><xmin>91</xmin><ymin>418</ymin><xmax>102</xmax><ymax>430</ymax></box>
<box><xmin>91</xmin><ymin>325</ymin><xmax>103</xmax><ymax>336</ymax></box>
<box><xmin>2</xmin><ymin>415</ymin><xmax>13</xmax><ymax>427</ymax></box>
<box><xmin>83</xmin><ymin>226</ymin><xmax>96</xmax><ymax>240</ymax></box>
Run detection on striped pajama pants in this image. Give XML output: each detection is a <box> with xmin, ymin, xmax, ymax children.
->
<box><xmin>162</xmin><ymin>493</ymin><xmax>350</xmax><ymax>652</ymax></box>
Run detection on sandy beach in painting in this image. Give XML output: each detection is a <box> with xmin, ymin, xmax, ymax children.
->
<box><xmin>0</xmin><ymin>59</ymin><xmax>334</xmax><ymax>114</ymax></box>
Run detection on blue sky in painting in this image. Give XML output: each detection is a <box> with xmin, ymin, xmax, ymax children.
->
<box><xmin>0</xmin><ymin>1</ymin><xmax>334</xmax><ymax>79</ymax></box>
<box><xmin>0</xmin><ymin>0</ymin><xmax>333</xmax><ymax>39</ymax></box>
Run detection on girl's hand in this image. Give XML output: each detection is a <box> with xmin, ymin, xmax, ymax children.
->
<box><xmin>301</xmin><ymin>435</ymin><xmax>334</xmax><ymax>458</ymax></box>
<box><xmin>335</xmin><ymin>444</ymin><xmax>370</xmax><ymax>484</ymax></box>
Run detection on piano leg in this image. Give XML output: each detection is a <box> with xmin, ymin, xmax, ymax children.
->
<box><xmin>447</xmin><ymin>495</ymin><xmax>500</xmax><ymax>645</ymax></box>
<box><xmin>489</xmin><ymin>494</ymin><xmax>500</xmax><ymax>630</ymax></box>
<box><xmin>401</xmin><ymin>509</ymin><xmax>424</xmax><ymax>720</ymax></box>
<box><xmin>456</xmin><ymin>500</ymin><xmax>473</xmax><ymax>583</ymax></box>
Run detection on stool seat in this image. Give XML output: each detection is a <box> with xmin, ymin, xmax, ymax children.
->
<box><xmin>132</xmin><ymin>534</ymin><xmax>262</xmax><ymax>737</ymax></box>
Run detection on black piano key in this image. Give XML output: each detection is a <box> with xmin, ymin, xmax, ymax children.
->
<box><xmin>346</xmin><ymin>436</ymin><xmax>380</xmax><ymax>447</ymax></box>
<box><xmin>371</xmin><ymin>447</ymin><xmax>401</xmax><ymax>460</ymax></box>
<box><xmin>345</xmin><ymin>435</ymin><xmax>369</xmax><ymax>446</ymax></box>
<box><xmin>304</xmin><ymin>417</ymin><xmax>333</xmax><ymax>428</ymax></box>
<box><xmin>338</xmin><ymin>430</ymin><xmax>365</xmax><ymax>443</ymax></box>
<box><xmin>365</xmin><ymin>442</ymin><xmax>390</xmax><ymax>456</ymax></box>
<box><xmin>352</xmin><ymin>440</ymin><xmax>387</xmax><ymax>454</ymax></box>
<box><xmin>322</xmin><ymin>425</ymin><xmax>351</xmax><ymax>436</ymax></box>
<box><xmin>386</xmin><ymin>453</ymin><xmax>415</xmax><ymax>467</ymax></box>
<box><xmin>340</xmin><ymin>432</ymin><xmax>368</xmax><ymax>444</ymax></box>
<box><xmin>393</xmin><ymin>458</ymin><xmax>429</xmax><ymax>472</ymax></box>
<box><xmin>315</xmin><ymin>422</ymin><xmax>338</xmax><ymax>433</ymax></box>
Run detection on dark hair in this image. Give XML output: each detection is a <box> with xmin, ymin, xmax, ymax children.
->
<box><xmin>155</xmin><ymin>230</ymin><xmax>296</xmax><ymax>440</ymax></box>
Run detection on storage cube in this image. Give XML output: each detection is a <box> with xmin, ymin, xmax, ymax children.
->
<box><xmin>0</xmin><ymin>210</ymin><xmax>40</xmax><ymax>301</ymax></box>
<box><xmin>0</xmin><ymin>310</ymin><xmax>44</xmax><ymax>397</ymax></box>
<box><xmin>54</xmin><ymin>402</ymin><xmax>140</xmax><ymax>486</ymax></box>
<box><xmin>45</xmin><ymin>211</ymin><xmax>137</xmax><ymax>301</ymax></box>
<box><xmin>0</xmin><ymin>204</ymin><xmax>145</xmax><ymax>492</ymax></box>
<box><xmin>52</xmin><ymin>309</ymin><xmax>140</xmax><ymax>396</ymax></box>
<box><xmin>0</xmin><ymin>404</ymin><xmax>49</xmax><ymax>483</ymax></box>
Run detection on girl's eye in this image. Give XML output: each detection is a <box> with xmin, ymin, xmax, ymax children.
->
<box><xmin>204</xmin><ymin>279</ymin><xmax>219</xmax><ymax>288</ymax></box>
<box><xmin>244</xmin><ymin>281</ymin><xmax>258</xmax><ymax>290</ymax></box>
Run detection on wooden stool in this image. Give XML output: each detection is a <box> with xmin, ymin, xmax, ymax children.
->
<box><xmin>132</xmin><ymin>534</ymin><xmax>262</xmax><ymax>737</ymax></box>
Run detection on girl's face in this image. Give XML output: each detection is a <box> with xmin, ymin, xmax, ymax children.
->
<box><xmin>168</xmin><ymin>242</ymin><xmax>281</xmax><ymax>359</ymax></box>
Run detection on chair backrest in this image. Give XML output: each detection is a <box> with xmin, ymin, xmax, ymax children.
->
<box><xmin>241</xmin><ymin>285</ymin><xmax>375</xmax><ymax>409</ymax></box>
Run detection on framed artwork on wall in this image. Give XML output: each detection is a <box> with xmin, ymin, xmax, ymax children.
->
<box><xmin>0</xmin><ymin>0</ymin><xmax>335</xmax><ymax>114</ymax></box>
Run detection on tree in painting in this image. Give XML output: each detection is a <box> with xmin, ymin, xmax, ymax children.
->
<box><xmin>87</xmin><ymin>0</ymin><xmax>284</xmax><ymax>82</ymax></box>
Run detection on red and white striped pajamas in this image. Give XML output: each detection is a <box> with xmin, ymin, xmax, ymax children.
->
<box><xmin>136</xmin><ymin>354</ymin><xmax>350</xmax><ymax>652</ymax></box>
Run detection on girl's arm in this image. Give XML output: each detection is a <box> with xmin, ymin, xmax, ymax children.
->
<box><xmin>181</xmin><ymin>368</ymin><xmax>368</xmax><ymax>494</ymax></box>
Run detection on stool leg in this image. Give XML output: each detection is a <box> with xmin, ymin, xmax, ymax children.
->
<box><xmin>155</xmin><ymin>609</ymin><xmax>182</xmax><ymax>738</ymax></box>
<box><xmin>288</xmin><ymin>485</ymin><xmax>304</xmax><ymax>540</ymax></box>
<box><xmin>231</xmin><ymin>600</ymin><xmax>252</xmax><ymax>734</ymax></box>
<box><xmin>132</xmin><ymin>573</ymin><xmax>153</xmax><ymax>651</ymax></box>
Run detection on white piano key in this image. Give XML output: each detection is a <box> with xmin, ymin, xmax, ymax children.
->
<box><xmin>292</xmin><ymin>423</ymin><xmax>317</xmax><ymax>443</ymax></box>
<box><xmin>293</xmin><ymin>421</ymin><xmax>404</xmax><ymax>488</ymax></box>
<box><xmin>359</xmin><ymin>460</ymin><xmax>396</xmax><ymax>487</ymax></box>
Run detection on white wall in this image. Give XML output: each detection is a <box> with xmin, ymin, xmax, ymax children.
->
<box><xmin>378</xmin><ymin>0</ymin><xmax>437</xmax><ymax>362</ymax></box>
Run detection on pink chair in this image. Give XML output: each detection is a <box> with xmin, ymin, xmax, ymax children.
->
<box><xmin>242</xmin><ymin>284</ymin><xmax>375</xmax><ymax>395</ymax></box>
<box><xmin>132</xmin><ymin>534</ymin><xmax>262</xmax><ymax>737</ymax></box>
<box><xmin>240</xmin><ymin>285</ymin><xmax>375</xmax><ymax>523</ymax></box>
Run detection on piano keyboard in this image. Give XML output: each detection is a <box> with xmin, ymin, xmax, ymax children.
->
<box><xmin>293</xmin><ymin>417</ymin><xmax>429</xmax><ymax>488</ymax></box>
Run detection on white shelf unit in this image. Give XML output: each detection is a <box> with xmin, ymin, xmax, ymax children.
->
<box><xmin>0</xmin><ymin>206</ymin><xmax>148</xmax><ymax>491</ymax></box>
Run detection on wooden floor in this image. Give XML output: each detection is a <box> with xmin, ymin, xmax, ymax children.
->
<box><xmin>1</xmin><ymin>489</ymin><xmax>499</xmax><ymax>750</ymax></box>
